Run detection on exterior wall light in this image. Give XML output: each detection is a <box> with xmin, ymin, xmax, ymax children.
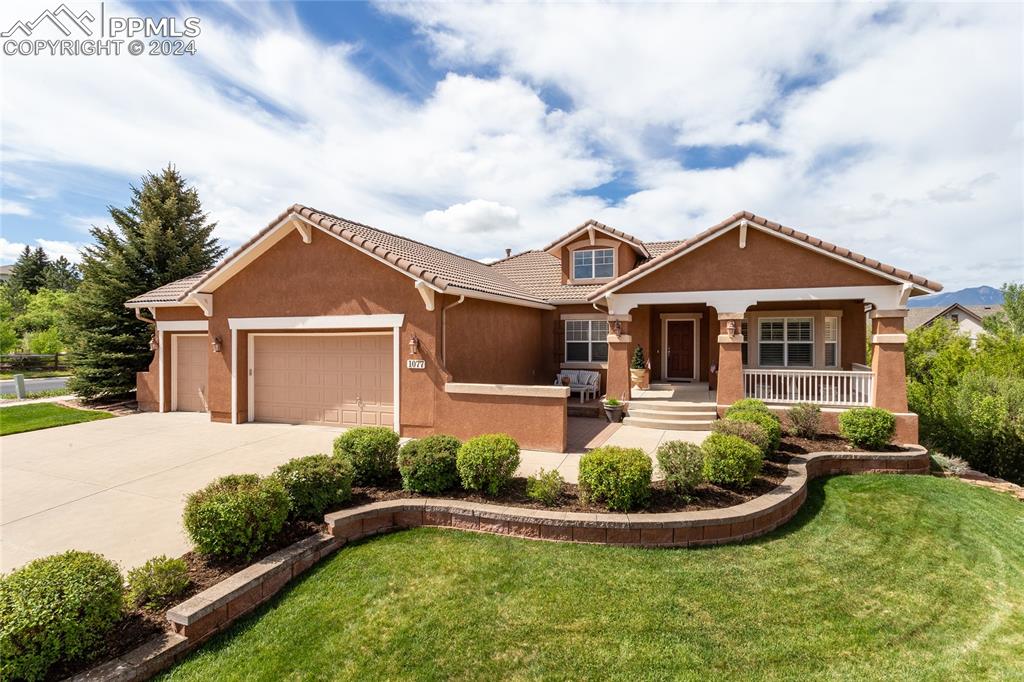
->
<box><xmin>408</xmin><ymin>334</ymin><xmax>420</xmax><ymax>355</ymax></box>
<box><xmin>727</xmin><ymin>320</ymin><xmax>736</xmax><ymax>336</ymax></box>
<box><xmin>149</xmin><ymin>335</ymin><xmax>159</xmax><ymax>351</ymax></box>
<box><xmin>211</xmin><ymin>336</ymin><xmax>223</xmax><ymax>353</ymax></box>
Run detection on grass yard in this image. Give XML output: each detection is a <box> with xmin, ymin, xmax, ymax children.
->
<box><xmin>162</xmin><ymin>475</ymin><xmax>1024</xmax><ymax>681</ymax></box>
<box><xmin>0</xmin><ymin>403</ymin><xmax>112</xmax><ymax>436</ymax></box>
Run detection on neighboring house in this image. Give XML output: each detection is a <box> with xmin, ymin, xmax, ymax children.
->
<box><xmin>905</xmin><ymin>303</ymin><xmax>1003</xmax><ymax>343</ymax></box>
<box><xmin>0</xmin><ymin>264</ymin><xmax>13</xmax><ymax>283</ymax></box>
<box><xmin>126</xmin><ymin>205</ymin><xmax>942</xmax><ymax>451</ymax></box>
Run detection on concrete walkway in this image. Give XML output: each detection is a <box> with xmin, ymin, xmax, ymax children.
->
<box><xmin>1</xmin><ymin>413</ymin><xmax>344</xmax><ymax>572</ymax></box>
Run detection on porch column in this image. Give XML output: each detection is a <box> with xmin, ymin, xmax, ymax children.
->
<box><xmin>715</xmin><ymin>313</ymin><xmax>745</xmax><ymax>414</ymax></box>
<box><xmin>606</xmin><ymin>321</ymin><xmax>632</xmax><ymax>401</ymax></box>
<box><xmin>868</xmin><ymin>309</ymin><xmax>909</xmax><ymax>412</ymax></box>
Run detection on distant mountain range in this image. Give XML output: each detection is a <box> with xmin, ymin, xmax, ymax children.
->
<box><xmin>908</xmin><ymin>285</ymin><xmax>1005</xmax><ymax>308</ymax></box>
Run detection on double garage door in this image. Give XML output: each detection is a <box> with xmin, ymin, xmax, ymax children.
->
<box><xmin>251</xmin><ymin>334</ymin><xmax>394</xmax><ymax>427</ymax></box>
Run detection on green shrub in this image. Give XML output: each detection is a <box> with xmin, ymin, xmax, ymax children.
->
<box><xmin>526</xmin><ymin>468</ymin><xmax>564</xmax><ymax>506</ymax></box>
<box><xmin>725</xmin><ymin>398</ymin><xmax>771</xmax><ymax>416</ymax></box>
<box><xmin>0</xmin><ymin>551</ymin><xmax>124</xmax><ymax>681</ymax></box>
<box><xmin>787</xmin><ymin>402</ymin><xmax>822</xmax><ymax>439</ymax></box>
<box><xmin>711</xmin><ymin>419</ymin><xmax>771</xmax><ymax>455</ymax></box>
<box><xmin>839</xmin><ymin>407</ymin><xmax>896</xmax><ymax>450</ymax></box>
<box><xmin>273</xmin><ymin>454</ymin><xmax>354</xmax><ymax>520</ymax></box>
<box><xmin>398</xmin><ymin>435</ymin><xmax>461</xmax><ymax>494</ymax></box>
<box><xmin>456</xmin><ymin>434</ymin><xmax>521</xmax><ymax>495</ymax></box>
<box><xmin>332</xmin><ymin>427</ymin><xmax>400</xmax><ymax>485</ymax></box>
<box><xmin>126</xmin><ymin>555</ymin><xmax>190</xmax><ymax>611</ymax></box>
<box><xmin>725</xmin><ymin>409</ymin><xmax>782</xmax><ymax>454</ymax></box>
<box><xmin>183</xmin><ymin>474</ymin><xmax>290</xmax><ymax>561</ymax></box>
<box><xmin>655</xmin><ymin>440</ymin><xmax>704</xmax><ymax>495</ymax></box>
<box><xmin>578</xmin><ymin>446</ymin><xmax>652</xmax><ymax>511</ymax></box>
<box><xmin>702</xmin><ymin>433</ymin><xmax>764</xmax><ymax>488</ymax></box>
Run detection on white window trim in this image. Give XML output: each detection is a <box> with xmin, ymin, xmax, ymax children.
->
<box><xmin>170</xmin><ymin>333</ymin><xmax>208</xmax><ymax>412</ymax></box>
<box><xmin>229</xmin><ymin>314</ymin><xmax>403</xmax><ymax>432</ymax></box>
<box><xmin>564</xmin><ymin>319</ymin><xmax>609</xmax><ymax>364</ymax></box>
<box><xmin>824</xmin><ymin>315</ymin><xmax>840</xmax><ymax>368</ymax></box>
<box><xmin>758</xmin><ymin>317</ymin><xmax>814</xmax><ymax>368</ymax></box>
<box><xmin>570</xmin><ymin>246</ymin><xmax>616</xmax><ymax>283</ymax></box>
<box><xmin>660</xmin><ymin>313</ymin><xmax>701</xmax><ymax>381</ymax></box>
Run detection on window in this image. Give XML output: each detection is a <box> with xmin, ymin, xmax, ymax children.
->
<box><xmin>740</xmin><ymin>321</ymin><xmax>749</xmax><ymax>366</ymax></box>
<box><xmin>565</xmin><ymin>320</ymin><xmax>609</xmax><ymax>363</ymax></box>
<box><xmin>572</xmin><ymin>248</ymin><xmax>614</xmax><ymax>280</ymax></box>
<box><xmin>824</xmin><ymin>316</ymin><xmax>839</xmax><ymax>367</ymax></box>
<box><xmin>759</xmin><ymin>317</ymin><xmax>813</xmax><ymax>367</ymax></box>
<box><xmin>950</xmin><ymin>313</ymin><xmax>959</xmax><ymax>324</ymax></box>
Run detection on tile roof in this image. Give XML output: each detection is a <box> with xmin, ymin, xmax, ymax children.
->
<box><xmin>125</xmin><ymin>270</ymin><xmax>211</xmax><ymax>306</ymax></box>
<box><xmin>906</xmin><ymin>304</ymin><xmax>1003</xmax><ymax>330</ymax></box>
<box><xmin>541</xmin><ymin>219</ymin><xmax>651</xmax><ymax>257</ymax></box>
<box><xmin>587</xmin><ymin>210</ymin><xmax>943</xmax><ymax>300</ymax></box>
<box><xmin>128</xmin><ymin>207</ymin><xmax>942</xmax><ymax>309</ymax></box>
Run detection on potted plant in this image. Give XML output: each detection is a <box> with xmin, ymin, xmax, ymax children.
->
<box><xmin>602</xmin><ymin>397</ymin><xmax>626</xmax><ymax>423</ymax></box>
<box><xmin>630</xmin><ymin>345</ymin><xmax>650</xmax><ymax>390</ymax></box>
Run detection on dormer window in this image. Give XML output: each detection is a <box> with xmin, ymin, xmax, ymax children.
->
<box><xmin>573</xmin><ymin>248</ymin><xmax>614</xmax><ymax>280</ymax></box>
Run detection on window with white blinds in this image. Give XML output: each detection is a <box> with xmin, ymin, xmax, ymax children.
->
<box><xmin>565</xmin><ymin>320</ymin><xmax>609</xmax><ymax>362</ymax></box>
<box><xmin>824</xmin><ymin>316</ymin><xmax>839</xmax><ymax>367</ymax></box>
<box><xmin>759</xmin><ymin>317</ymin><xmax>813</xmax><ymax>367</ymax></box>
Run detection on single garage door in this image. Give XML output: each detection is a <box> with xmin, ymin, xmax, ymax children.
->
<box><xmin>252</xmin><ymin>334</ymin><xmax>394</xmax><ymax>427</ymax></box>
<box><xmin>174</xmin><ymin>335</ymin><xmax>209</xmax><ymax>412</ymax></box>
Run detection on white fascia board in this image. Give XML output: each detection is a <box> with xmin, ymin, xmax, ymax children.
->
<box><xmin>156</xmin><ymin>320</ymin><xmax>209</xmax><ymax>332</ymax></box>
<box><xmin>445</xmin><ymin>286</ymin><xmax>555</xmax><ymax>310</ymax></box>
<box><xmin>228</xmin><ymin>314</ymin><xmax>405</xmax><ymax>330</ymax></box>
<box><xmin>605</xmin><ymin>285</ymin><xmax>905</xmax><ymax>316</ymax></box>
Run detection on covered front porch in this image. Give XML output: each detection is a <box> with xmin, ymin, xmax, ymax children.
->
<box><xmin>598</xmin><ymin>286</ymin><xmax>915</xmax><ymax>441</ymax></box>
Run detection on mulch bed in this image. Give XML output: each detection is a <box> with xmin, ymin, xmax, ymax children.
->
<box><xmin>778</xmin><ymin>433</ymin><xmax>907</xmax><ymax>455</ymax></box>
<box><xmin>48</xmin><ymin>520</ymin><xmax>322</xmax><ymax>681</ymax></box>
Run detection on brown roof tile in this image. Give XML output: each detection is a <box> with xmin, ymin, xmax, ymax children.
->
<box><xmin>125</xmin><ymin>270</ymin><xmax>211</xmax><ymax>306</ymax></box>
<box><xmin>541</xmin><ymin>219</ymin><xmax>651</xmax><ymax>257</ymax></box>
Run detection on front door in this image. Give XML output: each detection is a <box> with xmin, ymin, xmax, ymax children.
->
<box><xmin>666</xmin><ymin>320</ymin><xmax>694</xmax><ymax>380</ymax></box>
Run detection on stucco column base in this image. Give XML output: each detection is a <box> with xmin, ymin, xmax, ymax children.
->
<box><xmin>715</xmin><ymin>318</ymin><xmax>744</xmax><ymax>412</ymax></box>
<box><xmin>606</xmin><ymin>337</ymin><xmax>632</xmax><ymax>402</ymax></box>
<box><xmin>870</xmin><ymin>315</ymin><xmax>909</xmax><ymax>413</ymax></box>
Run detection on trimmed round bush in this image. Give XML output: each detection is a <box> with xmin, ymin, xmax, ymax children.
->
<box><xmin>725</xmin><ymin>409</ymin><xmax>782</xmax><ymax>454</ymax></box>
<box><xmin>655</xmin><ymin>440</ymin><xmax>704</xmax><ymax>495</ymax></box>
<box><xmin>456</xmin><ymin>434</ymin><xmax>521</xmax><ymax>495</ymax></box>
<box><xmin>398</xmin><ymin>435</ymin><xmax>462</xmax><ymax>494</ymax></box>
<box><xmin>274</xmin><ymin>453</ymin><xmax>355</xmax><ymax>520</ymax></box>
<box><xmin>0</xmin><ymin>550</ymin><xmax>124</xmax><ymax>681</ymax></box>
<box><xmin>183</xmin><ymin>474</ymin><xmax>290</xmax><ymax>561</ymax></box>
<box><xmin>711</xmin><ymin>419</ymin><xmax>771</xmax><ymax>455</ymax></box>
<box><xmin>724</xmin><ymin>398</ymin><xmax>771</xmax><ymax>416</ymax></box>
<box><xmin>839</xmin><ymin>407</ymin><xmax>896</xmax><ymax>450</ymax></box>
<box><xmin>333</xmin><ymin>427</ymin><xmax>400</xmax><ymax>485</ymax></box>
<box><xmin>126</xmin><ymin>555</ymin><xmax>190</xmax><ymax>611</ymax></box>
<box><xmin>578</xmin><ymin>446</ymin><xmax>652</xmax><ymax>511</ymax></box>
<box><xmin>526</xmin><ymin>468</ymin><xmax>564</xmax><ymax>506</ymax></box>
<box><xmin>702</xmin><ymin>433</ymin><xmax>764</xmax><ymax>488</ymax></box>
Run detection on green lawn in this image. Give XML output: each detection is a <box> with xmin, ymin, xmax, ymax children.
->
<box><xmin>0</xmin><ymin>403</ymin><xmax>113</xmax><ymax>436</ymax></box>
<box><xmin>162</xmin><ymin>475</ymin><xmax>1024</xmax><ymax>681</ymax></box>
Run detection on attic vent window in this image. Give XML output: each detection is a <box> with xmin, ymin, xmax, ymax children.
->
<box><xmin>573</xmin><ymin>248</ymin><xmax>614</xmax><ymax>280</ymax></box>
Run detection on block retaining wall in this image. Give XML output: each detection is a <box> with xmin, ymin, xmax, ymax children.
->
<box><xmin>70</xmin><ymin>446</ymin><xmax>928</xmax><ymax>681</ymax></box>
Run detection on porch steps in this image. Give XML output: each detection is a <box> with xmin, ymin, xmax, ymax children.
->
<box><xmin>624</xmin><ymin>397</ymin><xmax>718</xmax><ymax>431</ymax></box>
<box><xmin>622</xmin><ymin>416</ymin><xmax>715</xmax><ymax>431</ymax></box>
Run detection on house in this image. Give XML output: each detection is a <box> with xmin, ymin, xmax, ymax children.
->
<box><xmin>906</xmin><ymin>303</ymin><xmax>1002</xmax><ymax>343</ymax></box>
<box><xmin>0</xmin><ymin>264</ymin><xmax>13</xmax><ymax>283</ymax></box>
<box><xmin>126</xmin><ymin>205</ymin><xmax>942</xmax><ymax>451</ymax></box>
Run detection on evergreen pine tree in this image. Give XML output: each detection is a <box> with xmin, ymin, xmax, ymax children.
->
<box><xmin>67</xmin><ymin>165</ymin><xmax>226</xmax><ymax>398</ymax></box>
<box><xmin>8</xmin><ymin>246</ymin><xmax>51</xmax><ymax>293</ymax></box>
<box><xmin>44</xmin><ymin>256</ymin><xmax>82</xmax><ymax>291</ymax></box>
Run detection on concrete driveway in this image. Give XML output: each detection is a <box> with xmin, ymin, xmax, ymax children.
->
<box><xmin>1</xmin><ymin>413</ymin><xmax>344</xmax><ymax>573</ymax></box>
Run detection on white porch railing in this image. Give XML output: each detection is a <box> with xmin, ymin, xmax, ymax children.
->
<box><xmin>742</xmin><ymin>369</ymin><xmax>873</xmax><ymax>406</ymax></box>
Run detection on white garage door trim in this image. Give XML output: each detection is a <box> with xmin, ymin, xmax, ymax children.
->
<box><xmin>156</xmin><ymin>321</ymin><xmax>209</xmax><ymax>412</ymax></box>
<box><xmin>171</xmin><ymin>333</ymin><xmax>209</xmax><ymax>412</ymax></box>
<box><xmin>229</xmin><ymin>314</ymin><xmax>403</xmax><ymax>430</ymax></box>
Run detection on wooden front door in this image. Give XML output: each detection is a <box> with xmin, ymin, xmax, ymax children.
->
<box><xmin>666</xmin><ymin>320</ymin><xmax>695</xmax><ymax>380</ymax></box>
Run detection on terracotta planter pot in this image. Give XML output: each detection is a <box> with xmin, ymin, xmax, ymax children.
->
<box><xmin>630</xmin><ymin>368</ymin><xmax>650</xmax><ymax>390</ymax></box>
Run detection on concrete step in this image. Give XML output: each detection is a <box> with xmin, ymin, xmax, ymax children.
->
<box><xmin>627</xmin><ymin>408</ymin><xmax>718</xmax><ymax>421</ymax></box>
<box><xmin>629</xmin><ymin>400</ymin><xmax>718</xmax><ymax>411</ymax></box>
<box><xmin>622</xmin><ymin>416</ymin><xmax>715</xmax><ymax>431</ymax></box>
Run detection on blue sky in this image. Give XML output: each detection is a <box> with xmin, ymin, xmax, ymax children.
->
<box><xmin>1</xmin><ymin>1</ymin><xmax>1021</xmax><ymax>289</ymax></box>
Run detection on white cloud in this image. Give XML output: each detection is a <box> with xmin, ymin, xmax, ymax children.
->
<box><xmin>0</xmin><ymin>199</ymin><xmax>32</xmax><ymax>216</ymax></box>
<box><xmin>0</xmin><ymin>237</ymin><xmax>84</xmax><ymax>264</ymax></box>
<box><xmin>0</xmin><ymin>1</ymin><xmax>1020</xmax><ymax>288</ymax></box>
<box><xmin>423</xmin><ymin>199</ymin><xmax>519</xmax><ymax>235</ymax></box>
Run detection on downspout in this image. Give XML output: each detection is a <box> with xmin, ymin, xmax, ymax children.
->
<box><xmin>592</xmin><ymin>302</ymin><xmax>609</xmax><ymax>315</ymax></box>
<box><xmin>441</xmin><ymin>295</ymin><xmax>466</xmax><ymax>376</ymax></box>
<box><xmin>135</xmin><ymin>308</ymin><xmax>156</xmax><ymax>325</ymax></box>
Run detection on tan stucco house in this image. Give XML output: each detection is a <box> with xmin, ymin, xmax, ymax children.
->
<box><xmin>126</xmin><ymin>205</ymin><xmax>941</xmax><ymax>452</ymax></box>
<box><xmin>906</xmin><ymin>303</ymin><xmax>1002</xmax><ymax>345</ymax></box>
